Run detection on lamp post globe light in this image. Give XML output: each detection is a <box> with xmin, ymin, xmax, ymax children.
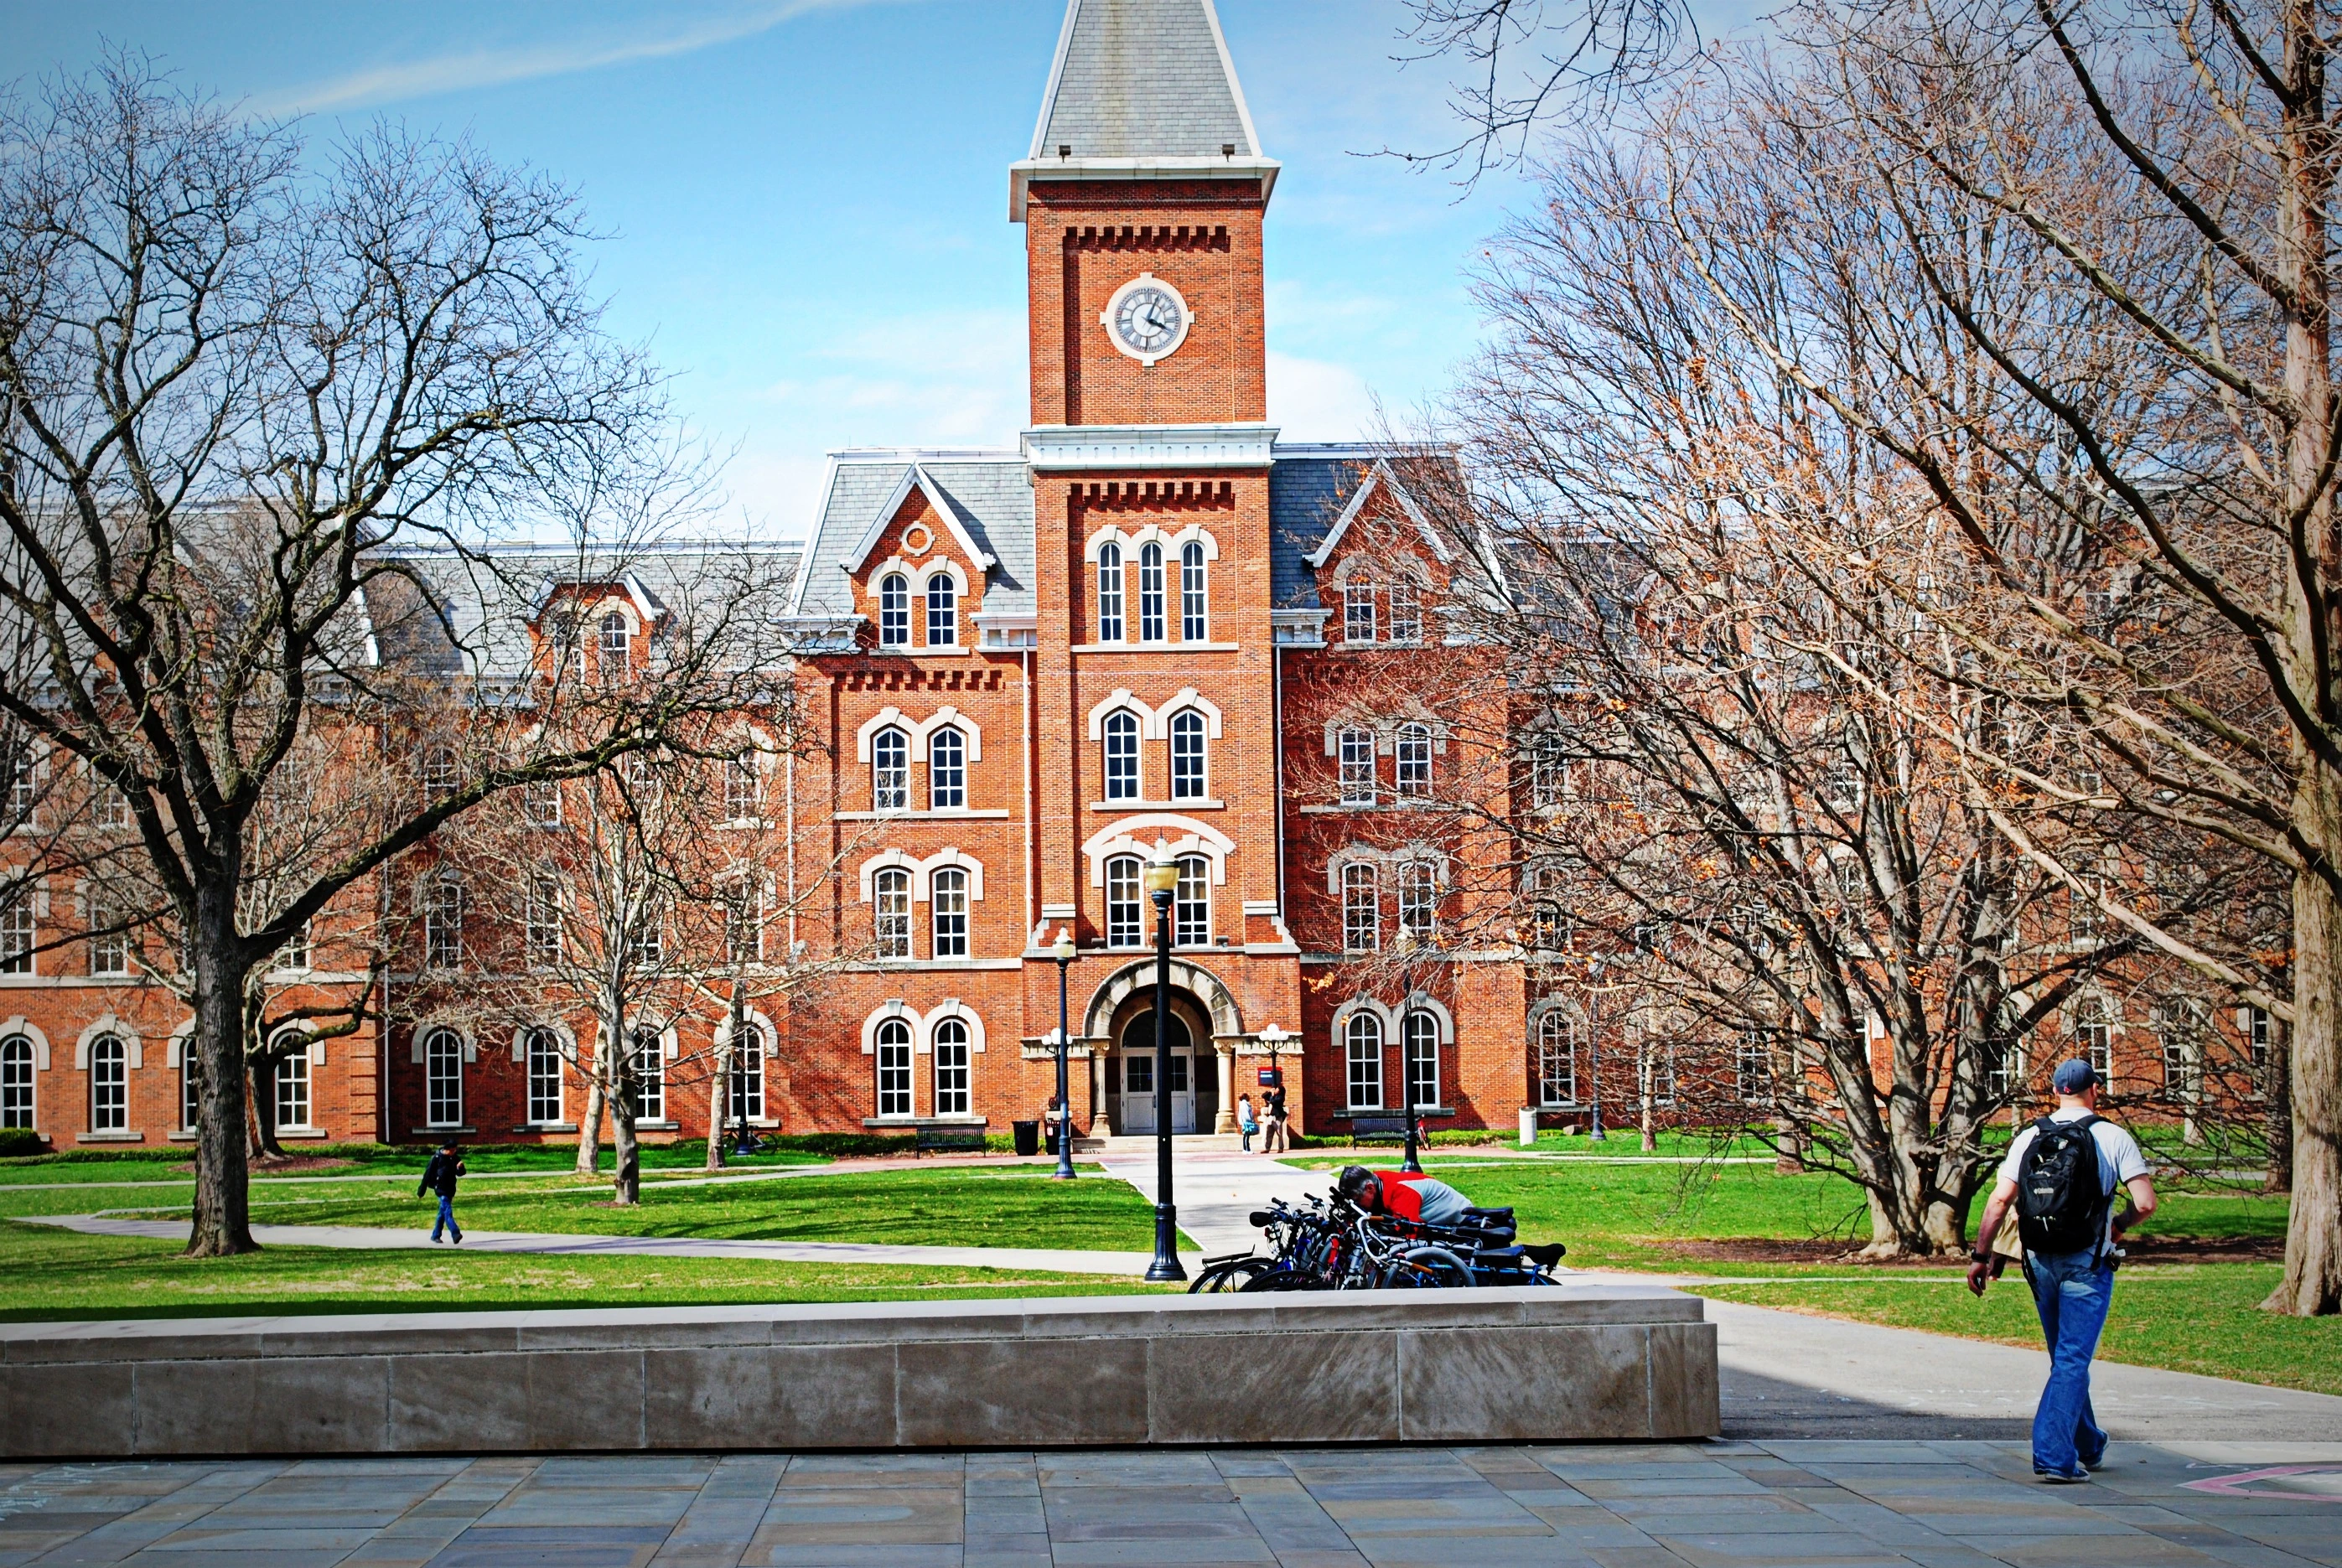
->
<box><xmin>1141</xmin><ymin>851</ymin><xmax>1185</xmax><ymax>1281</ymax></box>
<box><xmin>1051</xmin><ymin>928</ymin><xmax>1078</xmax><ymax>1181</ymax></box>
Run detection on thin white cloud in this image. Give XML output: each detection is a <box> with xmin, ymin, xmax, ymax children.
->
<box><xmin>253</xmin><ymin>0</ymin><xmax>894</xmax><ymax>116</ymax></box>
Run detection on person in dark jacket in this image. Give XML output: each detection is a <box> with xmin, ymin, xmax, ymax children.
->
<box><xmin>418</xmin><ymin>1141</ymin><xmax>465</xmax><ymax>1244</ymax></box>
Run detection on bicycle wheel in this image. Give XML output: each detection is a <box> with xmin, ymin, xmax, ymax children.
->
<box><xmin>1188</xmin><ymin>1257</ymin><xmax>1275</xmax><ymax>1294</ymax></box>
<box><xmin>1236</xmin><ymin>1267</ymin><xmax>1321</xmax><ymax>1292</ymax></box>
<box><xmin>1376</xmin><ymin>1245</ymin><xmax>1473</xmax><ymax>1290</ymax></box>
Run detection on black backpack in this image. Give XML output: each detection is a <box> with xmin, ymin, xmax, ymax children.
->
<box><xmin>2015</xmin><ymin>1115</ymin><xmax>2108</xmax><ymax>1255</ymax></box>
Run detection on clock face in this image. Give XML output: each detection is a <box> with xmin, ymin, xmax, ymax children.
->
<box><xmin>1101</xmin><ymin>274</ymin><xmax>1192</xmax><ymax>365</ymax></box>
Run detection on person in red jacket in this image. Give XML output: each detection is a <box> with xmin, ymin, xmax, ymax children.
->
<box><xmin>1335</xmin><ymin>1165</ymin><xmax>1472</xmax><ymax>1226</ymax></box>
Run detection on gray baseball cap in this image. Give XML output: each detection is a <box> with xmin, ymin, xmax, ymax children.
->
<box><xmin>2052</xmin><ymin>1058</ymin><xmax>2098</xmax><ymax>1094</ymax></box>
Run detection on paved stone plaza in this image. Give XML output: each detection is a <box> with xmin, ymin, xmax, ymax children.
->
<box><xmin>4</xmin><ymin>1440</ymin><xmax>2340</xmax><ymax>1566</ymax></box>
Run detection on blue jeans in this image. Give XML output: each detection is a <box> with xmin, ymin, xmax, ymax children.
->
<box><xmin>2026</xmin><ymin>1249</ymin><xmax>2112</xmax><ymax>1476</ymax></box>
<box><xmin>431</xmin><ymin>1194</ymin><xmax>460</xmax><ymax>1242</ymax></box>
<box><xmin>1241</xmin><ymin>1126</ymin><xmax>1254</xmax><ymax>1151</ymax></box>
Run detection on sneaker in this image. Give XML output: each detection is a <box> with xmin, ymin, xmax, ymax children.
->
<box><xmin>2036</xmin><ymin>1469</ymin><xmax>2091</xmax><ymax>1484</ymax></box>
<box><xmin>450</xmin><ymin>1233</ymin><xmax>462</xmax><ymax>1245</ymax></box>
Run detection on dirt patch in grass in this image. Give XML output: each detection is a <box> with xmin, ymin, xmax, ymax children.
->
<box><xmin>246</xmin><ymin>1157</ymin><xmax>358</xmax><ymax>1175</ymax></box>
<box><xmin>1655</xmin><ymin>1234</ymin><xmax>2282</xmax><ymax>1267</ymax></box>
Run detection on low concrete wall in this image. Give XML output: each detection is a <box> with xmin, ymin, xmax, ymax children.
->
<box><xmin>0</xmin><ymin>1285</ymin><xmax>1718</xmax><ymax>1457</ymax></box>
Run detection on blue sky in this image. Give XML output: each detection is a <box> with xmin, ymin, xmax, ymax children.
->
<box><xmin>4</xmin><ymin>1</ymin><xmax>1756</xmax><ymax>538</ymax></box>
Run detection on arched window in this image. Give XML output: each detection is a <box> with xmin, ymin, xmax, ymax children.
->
<box><xmin>277</xmin><ymin>1041</ymin><xmax>312</xmax><ymax>1131</ymax></box>
<box><xmin>931</xmin><ymin>867</ymin><xmax>969</xmax><ymax>959</ymax></box>
<box><xmin>1345</xmin><ymin>1013</ymin><xmax>1383</xmax><ymax>1110</ymax></box>
<box><xmin>424</xmin><ymin>875</ymin><xmax>463</xmax><ymax>970</ymax></box>
<box><xmin>526</xmin><ymin>1029</ymin><xmax>564</xmax><ymax>1126</ymax></box>
<box><xmin>1345</xmin><ymin>580</ymin><xmax>1377</xmax><ymax>644</ymax></box>
<box><xmin>1338</xmin><ymin>727</ymin><xmax>1376</xmax><ymax>806</ymax></box>
<box><xmin>1397</xmin><ymin>859</ymin><xmax>1438</xmax><ymax>943</ymax></box>
<box><xmin>1</xmin><ymin>1035</ymin><xmax>33</xmax><ymax>1130</ymax></box>
<box><xmin>1181</xmin><ymin>541</ymin><xmax>1209</xmax><ymax>640</ymax></box>
<box><xmin>933</xmin><ymin>1017</ymin><xmax>972</xmax><ymax>1117</ymax></box>
<box><xmin>1096</xmin><ymin>543</ymin><xmax>1124</xmax><ymax>642</ymax></box>
<box><xmin>1536</xmin><ymin>1011</ymin><xmax>1581</xmax><ymax>1107</ymax></box>
<box><xmin>1403</xmin><ymin>1010</ymin><xmax>1440</xmax><ymax>1110</ymax></box>
<box><xmin>872</xmin><ymin>726</ymin><xmax>909</xmax><ymax>811</ymax></box>
<box><xmin>599</xmin><ymin>612</ymin><xmax>631</xmax><ymax>681</ymax></box>
<box><xmin>0</xmin><ymin>891</ymin><xmax>29</xmax><ymax>975</ymax></box>
<box><xmin>925</xmin><ymin>574</ymin><xmax>956</xmax><ymax>647</ymax></box>
<box><xmin>878</xmin><ymin>573</ymin><xmax>910</xmax><ymax>647</ymax></box>
<box><xmin>1175</xmin><ymin>855</ymin><xmax>1210</xmax><ymax>946</ymax></box>
<box><xmin>1137</xmin><ymin>542</ymin><xmax>1166</xmax><ymax>641</ymax></box>
<box><xmin>1395</xmin><ymin>723</ymin><xmax>1433</xmax><ymax>799</ymax></box>
<box><xmin>424</xmin><ymin>1028</ymin><xmax>463</xmax><ymax>1128</ymax></box>
<box><xmin>1341</xmin><ymin>862</ymin><xmax>1380</xmax><ymax>952</ymax></box>
<box><xmin>1102</xmin><ymin>711</ymin><xmax>1140</xmax><ymax>801</ymax></box>
<box><xmin>2073</xmin><ymin>999</ymin><xmax>2114</xmax><ymax>1079</ymax></box>
<box><xmin>730</xmin><ymin>1023</ymin><xmax>765</xmax><ymax>1126</ymax></box>
<box><xmin>1106</xmin><ymin>855</ymin><xmax>1142</xmax><ymax>948</ymax></box>
<box><xmin>180</xmin><ymin>1053</ymin><xmax>199</xmax><ymax>1132</ymax></box>
<box><xmin>875</xmin><ymin>1017</ymin><xmax>914</xmax><ymax>1118</ymax></box>
<box><xmin>1169</xmin><ymin>710</ymin><xmax>1207</xmax><ymax>800</ymax></box>
<box><xmin>928</xmin><ymin>727</ymin><xmax>966</xmax><ymax>810</ymax></box>
<box><xmin>88</xmin><ymin>1034</ymin><xmax>127</xmax><ymax>1132</ymax></box>
<box><xmin>873</xmin><ymin>868</ymin><xmax>912</xmax><ymax>959</ymax></box>
<box><xmin>1388</xmin><ymin>577</ymin><xmax>1422</xmax><ymax>644</ymax></box>
<box><xmin>629</xmin><ymin>1029</ymin><xmax>666</xmax><ymax>1122</ymax></box>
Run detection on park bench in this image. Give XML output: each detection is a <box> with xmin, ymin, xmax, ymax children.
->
<box><xmin>1346</xmin><ymin>1116</ymin><xmax>1412</xmax><ymax>1147</ymax></box>
<box><xmin>913</xmin><ymin>1126</ymin><xmax>988</xmax><ymax>1157</ymax></box>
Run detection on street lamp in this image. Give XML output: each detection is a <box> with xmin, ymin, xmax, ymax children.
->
<box><xmin>1051</xmin><ymin>927</ymin><xmax>1078</xmax><ymax>1182</ymax></box>
<box><xmin>1395</xmin><ymin>929</ymin><xmax>1424</xmax><ymax>1174</ymax></box>
<box><xmin>1142</xmin><ymin>851</ymin><xmax>1185</xmax><ymax>1281</ymax></box>
<box><xmin>1587</xmin><ymin>953</ymin><xmax>1607</xmax><ymax>1142</ymax></box>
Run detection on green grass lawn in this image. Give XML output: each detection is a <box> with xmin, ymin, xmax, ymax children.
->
<box><xmin>0</xmin><ymin>1223</ymin><xmax>1171</xmax><ymax>1322</ymax></box>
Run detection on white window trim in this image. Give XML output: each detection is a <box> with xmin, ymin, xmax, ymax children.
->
<box><xmin>409</xmin><ymin>1019</ymin><xmax>481</xmax><ymax>1066</ymax></box>
<box><xmin>856</xmin><ymin>706</ymin><xmax>984</xmax><ymax>764</ymax></box>
<box><xmin>0</xmin><ymin>1016</ymin><xmax>49</xmax><ymax>1072</ymax></box>
<box><xmin>1082</xmin><ymin>815</ymin><xmax>1234</xmax><ymax>889</ymax></box>
<box><xmin>74</xmin><ymin>1015</ymin><xmax>143</xmax><ymax>1070</ymax></box>
<box><xmin>858</xmin><ymin>847</ymin><xmax>986</xmax><ymax>904</ymax></box>
<box><xmin>1083</xmin><ymin>521</ymin><xmax>1221</xmax><ymax>563</ymax></box>
<box><xmin>713</xmin><ymin>1007</ymin><xmax>782</xmax><ymax>1060</ymax></box>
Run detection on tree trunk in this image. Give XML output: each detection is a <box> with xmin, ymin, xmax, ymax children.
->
<box><xmin>2270</xmin><ymin>779</ymin><xmax>2342</xmax><ymax>1313</ymax></box>
<box><xmin>575</xmin><ymin>1048</ymin><xmax>605</xmax><ymax>1177</ymax></box>
<box><xmin>707</xmin><ymin>975</ymin><xmax>747</xmax><ymax>1172</ymax></box>
<box><xmin>611</xmin><ymin>1085</ymin><xmax>640</xmax><ymax>1205</ymax></box>
<box><xmin>188</xmin><ymin>893</ymin><xmax>257</xmax><ymax>1256</ymax></box>
<box><xmin>251</xmin><ymin>1054</ymin><xmax>286</xmax><ymax>1162</ymax></box>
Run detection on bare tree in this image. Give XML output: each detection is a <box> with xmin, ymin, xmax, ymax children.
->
<box><xmin>0</xmin><ymin>62</ymin><xmax>764</xmax><ymax>1254</ymax></box>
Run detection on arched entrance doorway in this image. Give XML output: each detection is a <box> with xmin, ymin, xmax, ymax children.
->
<box><xmin>1107</xmin><ymin>987</ymin><xmax>1215</xmax><ymax>1135</ymax></box>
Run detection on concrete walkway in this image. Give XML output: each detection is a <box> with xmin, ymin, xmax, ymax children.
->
<box><xmin>5</xmin><ymin>1441</ymin><xmax>2340</xmax><ymax>1567</ymax></box>
<box><xmin>1095</xmin><ymin>1146</ymin><xmax>1329</xmax><ymax>1255</ymax></box>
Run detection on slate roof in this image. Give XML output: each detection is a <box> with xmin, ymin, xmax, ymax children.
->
<box><xmin>1031</xmin><ymin>0</ymin><xmax>1262</xmax><ymax>161</ymax></box>
<box><xmin>790</xmin><ymin>455</ymin><xmax>1034</xmax><ymax>621</ymax></box>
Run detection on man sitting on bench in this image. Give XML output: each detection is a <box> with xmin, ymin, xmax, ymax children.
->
<box><xmin>1334</xmin><ymin>1165</ymin><xmax>1474</xmax><ymax>1227</ymax></box>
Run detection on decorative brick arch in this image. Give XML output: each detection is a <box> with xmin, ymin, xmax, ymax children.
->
<box><xmin>1080</xmin><ymin>956</ymin><xmax>1243</xmax><ymax>1042</ymax></box>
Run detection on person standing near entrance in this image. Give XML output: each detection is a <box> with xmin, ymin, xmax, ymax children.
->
<box><xmin>1966</xmin><ymin>1059</ymin><xmax>2156</xmax><ymax>1482</ymax></box>
<box><xmin>418</xmin><ymin>1141</ymin><xmax>466</xmax><ymax>1245</ymax></box>
<box><xmin>1237</xmin><ymin>1094</ymin><xmax>1257</xmax><ymax>1151</ymax></box>
<box><xmin>1262</xmin><ymin>1083</ymin><xmax>1288</xmax><ymax>1153</ymax></box>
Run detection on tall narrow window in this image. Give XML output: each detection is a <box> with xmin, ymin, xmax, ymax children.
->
<box><xmin>1137</xmin><ymin>543</ymin><xmax>1166</xmax><ymax>641</ymax></box>
<box><xmin>0</xmin><ymin>892</ymin><xmax>30</xmax><ymax>974</ymax></box>
<box><xmin>1395</xmin><ymin>723</ymin><xmax>1433</xmax><ymax>799</ymax></box>
<box><xmin>925</xmin><ymin>575</ymin><xmax>956</xmax><ymax>647</ymax></box>
<box><xmin>2247</xmin><ymin>1005</ymin><xmax>2273</xmax><ymax>1098</ymax></box>
<box><xmin>526</xmin><ymin>872</ymin><xmax>562</xmax><ymax>969</ymax></box>
<box><xmin>931</xmin><ymin>867</ymin><xmax>969</xmax><ymax>959</ymax></box>
<box><xmin>1735</xmin><ymin>1032</ymin><xmax>1770</xmax><ymax>1103</ymax></box>
<box><xmin>0</xmin><ymin>1035</ymin><xmax>33</xmax><ymax>1129</ymax></box>
<box><xmin>872</xmin><ymin>727</ymin><xmax>909</xmax><ymax>810</ymax></box>
<box><xmin>928</xmin><ymin>727</ymin><xmax>966</xmax><ymax>810</ymax></box>
<box><xmin>878</xmin><ymin>573</ymin><xmax>910</xmax><ymax>647</ymax></box>
<box><xmin>96</xmin><ymin>781</ymin><xmax>131</xmax><ymax>829</ymax></box>
<box><xmin>723</xmin><ymin>752</ymin><xmax>759</xmax><ymax>820</ymax></box>
<box><xmin>933</xmin><ymin>1017</ymin><xmax>972</xmax><ymax>1116</ymax></box>
<box><xmin>1536</xmin><ymin>1011</ymin><xmax>1580</xmax><ymax>1107</ymax></box>
<box><xmin>599</xmin><ymin>612</ymin><xmax>631</xmax><ymax>682</ymax></box>
<box><xmin>1341</xmin><ymin>862</ymin><xmax>1380</xmax><ymax>953</ymax></box>
<box><xmin>1644</xmin><ymin>1043</ymin><xmax>1676</xmax><ymax>1107</ymax></box>
<box><xmin>422</xmin><ymin>746</ymin><xmax>458</xmax><ymax>802</ymax></box>
<box><xmin>1103</xmin><ymin>711</ymin><xmax>1140</xmax><ymax>801</ymax></box>
<box><xmin>277</xmin><ymin>1045</ymin><xmax>311</xmax><ymax>1131</ymax></box>
<box><xmin>730</xmin><ymin>1024</ymin><xmax>765</xmax><ymax>1125</ymax></box>
<box><xmin>2073</xmin><ymin>999</ymin><xmax>2113</xmax><ymax>1079</ymax></box>
<box><xmin>88</xmin><ymin>892</ymin><xmax>129</xmax><ymax>976</ymax></box>
<box><xmin>1388</xmin><ymin>577</ymin><xmax>1422</xmax><ymax>644</ymax></box>
<box><xmin>1096</xmin><ymin>543</ymin><xmax>1124</xmax><ymax>642</ymax></box>
<box><xmin>526</xmin><ymin>1029</ymin><xmax>564</xmax><ymax>1126</ymax></box>
<box><xmin>627</xmin><ymin>899</ymin><xmax>664</xmax><ymax>970</ymax></box>
<box><xmin>3</xmin><ymin>732</ymin><xmax>34</xmax><ymax>820</ymax></box>
<box><xmin>276</xmin><ymin>917</ymin><xmax>310</xmax><ymax>973</ymax></box>
<box><xmin>425</xmin><ymin>1029</ymin><xmax>463</xmax><ymax>1127</ymax></box>
<box><xmin>1169</xmin><ymin>710</ymin><xmax>1207</xmax><ymax>800</ymax></box>
<box><xmin>88</xmin><ymin>1034</ymin><xmax>127</xmax><ymax>1132</ymax></box>
<box><xmin>1175</xmin><ymin>856</ymin><xmax>1210</xmax><ymax>946</ymax></box>
<box><xmin>1106</xmin><ymin>856</ymin><xmax>1142</xmax><ymax>948</ymax></box>
<box><xmin>1345</xmin><ymin>1013</ymin><xmax>1383</xmax><ymax>1109</ymax></box>
<box><xmin>1403</xmin><ymin>1012</ymin><xmax>1440</xmax><ymax>1109</ymax></box>
<box><xmin>524</xmin><ymin>779</ymin><xmax>562</xmax><ymax>826</ymax></box>
<box><xmin>1397</xmin><ymin>860</ymin><xmax>1438</xmax><ymax>943</ymax></box>
<box><xmin>873</xmin><ymin>868</ymin><xmax>912</xmax><ymax>959</ymax></box>
<box><xmin>180</xmin><ymin>1054</ymin><xmax>199</xmax><ymax>1131</ymax></box>
<box><xmin>630</xmin><ymin>1029</ymin><xmax>666</xmax><ymax>1122</ymax></box>
<box><xmin>1181</xmin><ymin>541</ymin><xmax>1208</xmax><ymax>640</ymax></box>
<box><xmin>1530</xmin><ymin>737</ymin><xmax>1570</xmax><ymax>810</ymax></box>
<box><xmin>724</xmin><ymin>881</ymin><xmax>765</xmax><ymax>965</ymax></box>
<box><xmin>875</xmin><ymin>1018</ymin><xmax>913</xmax><ymax>1117</ymax></box>
<box><xmin>424</xmin><ymin>876</ymin><xmax>462</xmax><ymax>970</ymax></box>
<box><xmin>1345</xmin><ymin>581</ymin><xmax>1377</xmax><ymax>644</ymax></box>
<box><xmin>1338</xmin><ymin>727</ymin><xmax>1376</xmax><ymax>806</ymax></box>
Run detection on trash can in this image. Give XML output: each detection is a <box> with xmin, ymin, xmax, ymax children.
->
<box><xmin>1012</xmin><ymin>1119</ymin><xmax>1041</xmax><ymax>1157</ymax></box>
<box><xmin>1044</xmin><ymin>1123</ymin><xmax>1060</xmax><ymax>1156</ymax></box>
<box><xmin>1519</xmin><ymin>1107</ymin><xmax>1539</xmax><ymax>1147</ymax></box>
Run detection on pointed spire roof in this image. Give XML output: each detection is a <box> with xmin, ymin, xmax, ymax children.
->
<box><xmin>1011</xmin><ymin>0</ymin><xmax>1279</xmax><ymax>221</ymax></box>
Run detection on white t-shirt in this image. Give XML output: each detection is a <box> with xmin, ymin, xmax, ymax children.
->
<box><xmin>1999</xmin><ymin>1106</ymin><xmax>2150</xmax><ymax>1255</ymax></box>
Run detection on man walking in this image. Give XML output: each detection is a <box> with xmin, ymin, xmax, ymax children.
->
<box><xmin>1967</xmin><ymin>1059</ymin><xmax>2156</xmax><ymax>1482</ymax></box>
<box><xmin>1261</xmin><ymin>1081</ymin><xmax>1288</xmax><ymax>1154</ymax></box>
<box><xmin>418</xmin><ymin>1141</ymin><xmax>466</xmax><ymax>1245</ymax></box>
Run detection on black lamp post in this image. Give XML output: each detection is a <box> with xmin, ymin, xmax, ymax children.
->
<box><xmin>1051</xmin><ymin>928</ymin><xmax>1077</xmax><ymax>1182</ymax></box>
<box><xmin>1587</xmin><ymin>953</ymin><xmax>1607</xmax><ymax>1142</ymax></box>
<box><xmin>1142</xmin><ymin>851</ymin><xmax>1185</xmax><ymax>1281</ymax></box>
<box><xmin>1396</xmin><ymin>929</ymin><xmax>1423</xmax><ymax>1174</ymax></box>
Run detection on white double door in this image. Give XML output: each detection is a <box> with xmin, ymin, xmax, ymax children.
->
<box><xmin>1121</xmin><ymin>1045</ymin><xmax>1195</xmax><ymax>1135</ymax></box>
